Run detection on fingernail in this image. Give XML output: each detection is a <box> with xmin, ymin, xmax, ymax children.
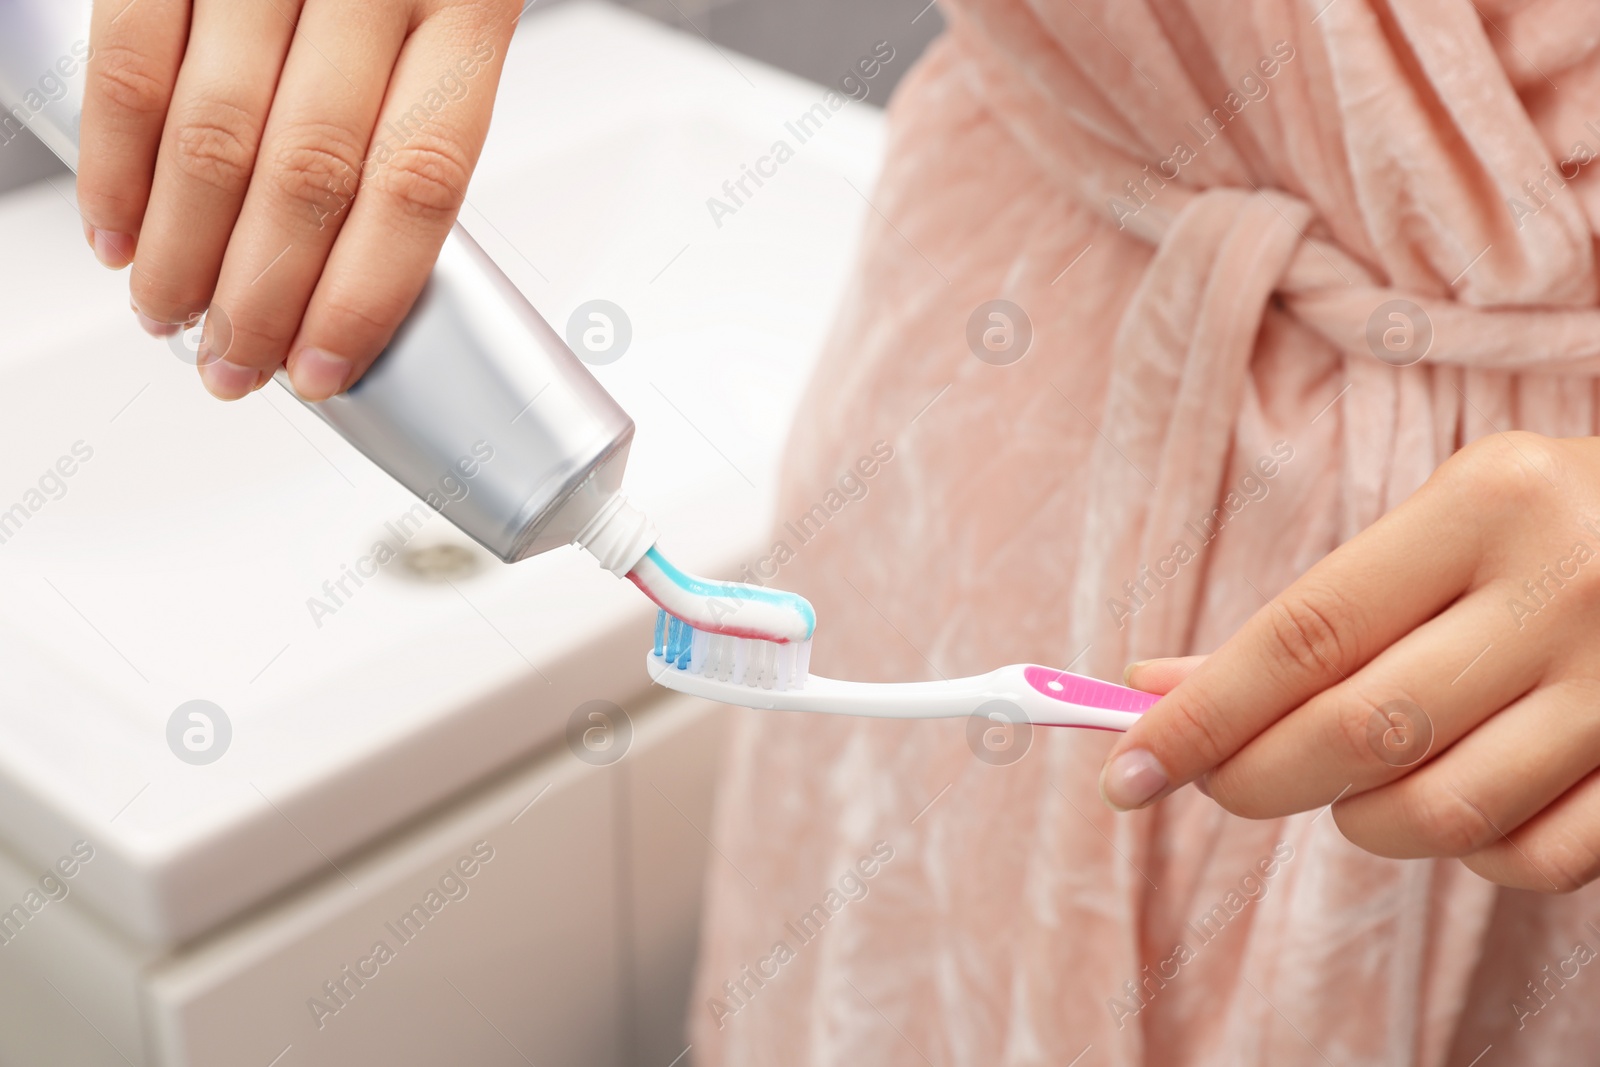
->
<box><xmin>201</xmin><ymin>359</ymin><xmax>263</xmax><ymax>401</ymax></box>
<box><xmin>197</xmin><ymin>313</ymin><xmax>230</xmax><ymax>367</ymax></box>
<box><xmin>136</xmin><ymin>311</ymin><xmax>179</xmax><ymax>338</ymax></box>
<box><xmin>89</xmin><ymin>228</ymin><xmax>134</xmax><ymax>270</ymax></box>
<box><xmin>1100</xmin><ymin>749</ymin><xmax>1169</xmax><ymax>811</ymax></box>
<box><xmin>1123</xmin><ymin>660</ymin><xmax>1151</xmax><ymax>685</ymax></box>
<box><xmin>131</xmin><ymin>301</ymin><xmax>178</xmax><ymax>338</ymax></box>
<box><xmin>290</xmin><ymin>347</ymin><xmax>354</xmax><ymax>400</ymax></box>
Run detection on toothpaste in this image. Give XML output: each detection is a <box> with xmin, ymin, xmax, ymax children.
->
<box><xmin>627</xmin><ymin>547</ymin><xmax>815</xmax><ymax>644</ymax></box>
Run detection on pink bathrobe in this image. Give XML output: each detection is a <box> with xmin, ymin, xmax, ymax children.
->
<box><xmin>692</xmin><ymin>1</ymin><xmax>1600</xmax><ymax>1062</ymax></box>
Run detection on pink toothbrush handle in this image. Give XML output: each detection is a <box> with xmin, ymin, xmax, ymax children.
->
<box><xmin>1018</xmin><ymin>665</ymin><xmax>1158</xmax><ymax>730</ymax></box>
<box><xmin>1023</xmin><ymin>666</ymin><xmax>1159</xmax><ymax>712</ymax></box>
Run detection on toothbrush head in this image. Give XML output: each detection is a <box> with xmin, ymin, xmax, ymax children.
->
<box><xmin>650</xmin><ymin>609</ymin><xmax>813</xmax><ymax>692</ymax></box>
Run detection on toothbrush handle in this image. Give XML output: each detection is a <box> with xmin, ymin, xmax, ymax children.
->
<box><xmin>1008</xmin><ymin>664</ymin><xmax>1159</xmax><ymax>731</ymax></box>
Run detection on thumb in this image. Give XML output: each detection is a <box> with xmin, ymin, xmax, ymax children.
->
<box><xmin>1123</xmin><ymin>655</ymin><xmax>1207</xmax><ymax>696</ymax></box>
<box><xmin>1099</xmin><ymin>654</ymin><xmax>1212</xmax><ymax>812</ymax></box>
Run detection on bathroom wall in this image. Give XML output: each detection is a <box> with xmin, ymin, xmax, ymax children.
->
<box><xmin>0</xmin><ymin>0</ymin><xmax>944</xmax><ymax>198</ymax></box>
<box><xmin>609</xmin><ymin>0</ymin><xmax>944</xmax><ymax>99</ymax></box>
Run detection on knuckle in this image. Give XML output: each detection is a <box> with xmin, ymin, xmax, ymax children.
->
<box><xmin>1152</xmin><ymin>688</ymin><xmax>1235</xmax><ymax>773</ymax></box>
<box><xmin>1205</xmin><ymin>759</ymin><xmax>1277</xmax><ymax>818</ymax></box>
<box><xmin>1404</xmin><ymin>785</ymin><xmax>1499</xmax><ymax>857</ymax></box>
<box><xmin>369</xmin><ymin>138</ymin><xmax>472</xmax><ymax>222</ymax></box>
<box><xmin>91</xmin><ymin>42</ymin><xmax>171</xmax><ymax>116</ymax></box>
<box><xmin>446</xmin><ymin>0</ymin><xmax>507</xmax><ymax>25</ymax></box>
<box><xmin>128</xmin><ymin>255</ymin><xmax>213</xmax><ymax>323</ymax></box>
<box><xmin>168</xmin><ymin>102</ymin><xmax>260</xmax><ymax>192</ymax></box>
<box><xmin>128</xmin><ymin>272</ymin><xmax>202</xmax><ymax>325</ymax></box>
<box><xmin>318</xmin><ymin>286</ymin><xmax>403</xmax><ymax>339</ymax></box>
<box><xmin>1263</xmin><ymin>587</ymin><xmax>1362</xmax><ymax>678</ymax></box>
<box><xmin>222</xmin><ymin>311</ymin><xmax>297</xmax><ymax>364</ymax></box>
<box><xmin>1332</xmin><ymin>690</ymin><xmax>1385</xmax><ymax>768</ymax></box>
<box><xmin>1441</xmin><ymin>431</ymin><xmax>1564</xmax><ymax>510</ymax></box>
<box><xmin>1562</xmin><ymin>679</ymin><xmax>1600</xmax><ymax>722</ymax></box>
<box><xmin>1563</xmin><ymin>559</ymin><xmax>1600</xmax><ymax>617</ymax></box>
<box><xmin>264</xmin><ymin>126</ymin><xmax>366</xmax><ymax>222</ymax></box>
<box><xmin>1330</xmin><ymin>684</ymin><xmax>1434</xmax><ymax>772</ymax></box>
<box><xmin>1519</xmin><ymin>836</ymin><xmax>1600</xmax><ymax>894</ymax></box>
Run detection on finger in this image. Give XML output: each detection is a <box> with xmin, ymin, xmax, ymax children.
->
<box><xmin>128</xmin><ymin>0</ymin><xmax>299</xmax><ymax>329</ymax></box>
<box><xmin>286</xmin><ymin>12</ymin><xmax>512</xmax><ymax>400</ymax></box>
<box><xmin>1125</xmin><ymin>658</ymin><xmax>1211</xmax><ymax>798</ymax></box>
<box><xmin>1098</xmin><ymin>471</ymin><xmax>1481</xmax><ymax>811</ymax></box>
<box><xmin>200</xmin><ymin>0</ymin><xmax>412</xmax><ymax>400</ymax></box>
<box><xmin>1124</xmin><ymin>656</ymin><xmax>1206</xmax><ymax>695</ymax></box>
<box><xmin>78</xmin><ymin>0</ymin><xmax>191</xmax><ymax>269</ymax></box>
<box><xmin>1461</xmin><ymin>765</ymin><xmax>1600</xmax><ymax>893</ymax></box>
<box><xmin>1205</xmin><ymin>585</ymin><xmax>1543</xmax><ymax>816</ymax></box>
<box><xmin>1331</xmin><ymin>679</ymin><xmax>1600</xmax><ymax>860</ymax></box>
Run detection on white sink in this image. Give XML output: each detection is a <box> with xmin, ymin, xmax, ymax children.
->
<box><xmin>0</xmin><ymin>0</ymin><xmax>882</xmax><ymax>946</ymax></box>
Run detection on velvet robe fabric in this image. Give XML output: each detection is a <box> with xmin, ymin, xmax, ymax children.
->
<box><xmin>692</xmin><ymin>2</ymin><xmax>1600</xmax><ymax>1062</ymax></box>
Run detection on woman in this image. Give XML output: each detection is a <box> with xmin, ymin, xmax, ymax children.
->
<box><xmin>76</xmin><ymin>0</ymin><xmax>1600</xmax><ymax>1062</ymax></box>
<box><xmin>689</xmin><ymin>2</ymin><xmax>1600</xmax><ymax>1063</ymax></box>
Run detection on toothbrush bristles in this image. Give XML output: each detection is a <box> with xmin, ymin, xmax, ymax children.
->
<box><xmin>652</xmin><ymin>609</ymin><xmax>810</xmax><ymax>691</ymax></box>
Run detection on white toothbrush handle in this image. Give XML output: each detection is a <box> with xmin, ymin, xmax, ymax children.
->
<box><xmin>648</xmin><ymin>655</ymin><xmax>1159</xmax><ymax>730</ymax></box>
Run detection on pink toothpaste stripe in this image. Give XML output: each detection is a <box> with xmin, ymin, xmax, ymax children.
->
<box><xmin>1023</xmin><ymin>666</ymin><xmax>1159</xmax><ymax>713</ymax></box>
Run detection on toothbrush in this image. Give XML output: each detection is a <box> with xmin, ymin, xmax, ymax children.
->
<box><xmin>572</xmin><ymin>488</ymin><xmax>1158</xmax><ymax>728</ymax></box>
<box><xmin>597</xmin><ymin>498</ymin><xmax>1158</xmax><ymax>729</ymax></box>
<box><xmin>643</xmin><ymin>609</ymin><xmax>1156</xmax><ymax>729</ymax></box>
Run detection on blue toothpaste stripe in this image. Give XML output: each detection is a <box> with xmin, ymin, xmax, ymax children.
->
<box><xmin>646</xmin><ymin>547</ymin><xmax>817</xmax><ymax>640</ymax></box>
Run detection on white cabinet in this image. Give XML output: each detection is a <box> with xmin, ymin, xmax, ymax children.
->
<box><xmin>0</xmin><ymin>695</ymin><xmax>727</xmax><ymax>1067</ymax></box>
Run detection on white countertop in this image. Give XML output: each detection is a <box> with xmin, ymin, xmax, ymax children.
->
<box><xmin>0</xmin><ymin>0</ymin><xmax>882</xmax><ymax>946</ymax></box>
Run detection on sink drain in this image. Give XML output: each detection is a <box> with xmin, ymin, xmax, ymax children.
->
<box><xmin>398</xmin><ymin>542</ymin><xmax>483</xmax><ymax>582</ymax></box>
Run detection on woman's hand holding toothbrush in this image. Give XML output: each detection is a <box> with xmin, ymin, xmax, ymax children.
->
<box><xmin>1103</xmin><ymin>432</ymin><xmax>1600</xmax><ymax>893</ymax></box>
<box><xmin>77</xmin><ymin>0</ymin><xmax>521</xmax><ymax>401</ymax></box>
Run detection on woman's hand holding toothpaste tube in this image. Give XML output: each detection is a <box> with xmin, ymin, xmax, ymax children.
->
<box><xmin>1103</xmin><ymin>432</ymin><xmax>1600</xmax><ymax>893</ymax></box>
<box><xmin>77</xmin><ymin>0</ymin><xmax>521</xmax><ymax>401</ymax></box>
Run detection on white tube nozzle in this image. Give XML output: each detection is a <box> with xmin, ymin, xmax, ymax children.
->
<box><xmin>574</xmin><ymin>494</ymin><xmax>657</xmax><ymax>576</ymax></box>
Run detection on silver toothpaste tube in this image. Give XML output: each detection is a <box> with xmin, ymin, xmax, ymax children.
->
<box><xmin>0</xmin><ymin>0</ymin><xmax>636</xmax><ymax>562</ymax></box>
